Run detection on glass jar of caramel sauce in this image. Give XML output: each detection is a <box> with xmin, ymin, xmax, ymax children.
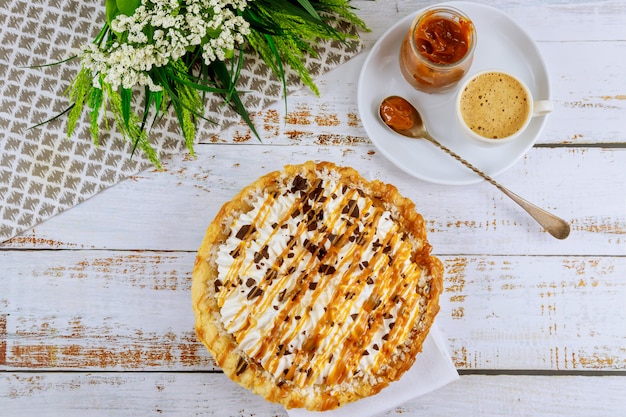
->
<box><xmin>400</xmin><ymin>7</ymin><xmax>476</xmax><ymax>93</ymax></box>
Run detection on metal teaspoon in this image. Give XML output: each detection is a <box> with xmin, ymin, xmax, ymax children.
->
<box><xmin>379</xmin><ymin>95</ymin><xmax>570</xmax><ymax>240</ymax></box>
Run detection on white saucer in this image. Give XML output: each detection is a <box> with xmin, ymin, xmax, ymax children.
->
<box><xmin>357</xmin><ymin>1</ymin><xmax>551</xmax><ymax>185</ymax></box>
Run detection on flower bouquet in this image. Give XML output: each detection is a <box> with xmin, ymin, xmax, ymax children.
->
<box><xmin>38</xmin><ymin>0</ymin><xmax>367</xmax><ymax>167</ymax></box>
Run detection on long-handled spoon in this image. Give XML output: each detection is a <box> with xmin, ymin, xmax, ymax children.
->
<box><xmin>379</xmin><ymin>95</ymin><xmax>570</xmax><ymax>240</ymax></box>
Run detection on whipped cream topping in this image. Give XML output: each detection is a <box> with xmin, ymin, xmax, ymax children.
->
<box><xmin>214</xmin><ymin>170</ymin><xmax>430</xmax><ymax>387</ymax></box>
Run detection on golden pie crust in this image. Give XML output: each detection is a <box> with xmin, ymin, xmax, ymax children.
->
<box><xmin>192</xmin><ymin>161</ymin><xmax>443</xmax><ymax>411</ymax></box>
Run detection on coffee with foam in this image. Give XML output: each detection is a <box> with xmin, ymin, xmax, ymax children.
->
<box><xmin>459</xmin><ymin>71</ymin><xmax>531</xmax><ymax>139</ymax></box>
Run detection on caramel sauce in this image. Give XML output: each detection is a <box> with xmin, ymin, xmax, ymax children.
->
<box><xmin>380</xmin><ymin>96</ymin><xmax>415</xmax><ymax>131</ymax></box>
<box><xmin>414</xmin><ymin>13</ymin><xmax>472</xmax><ymax>65</ymax></box>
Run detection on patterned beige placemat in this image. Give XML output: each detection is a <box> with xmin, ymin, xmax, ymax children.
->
<box><xmin>0</xmin><ymin>0</ymin><xmax>362</xmax><ymax>242</ymax></box>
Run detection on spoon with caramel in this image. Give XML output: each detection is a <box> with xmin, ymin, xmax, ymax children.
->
<box><xmin>379</xmin><ymin>95</ymin><xmax>570</xmax><ymax>240</ymax></box>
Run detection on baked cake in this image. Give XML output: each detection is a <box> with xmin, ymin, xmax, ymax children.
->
<box><xmin>191</xmin><ymin>161</ymin><xmax>443</xmax><ymax>411</ymax></box>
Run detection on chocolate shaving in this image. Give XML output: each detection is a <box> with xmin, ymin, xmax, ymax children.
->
<box><xmin>291</xmin><ymin>175</ymin><xmax>308</xmax><ymax>193</ymax></box>
<box><xmin>304</xmin><ymin>239</ymin><xmax>318</xmax><ymax>255</ymax></box>
<box><xmin>246</xmin><ymin>278</ymin><xmax>256</xmax><ymax>287</ymax></box>
<box><xmin>342</xmin><ymin>199</ymin><xmax>360</xmax><ymax>218</ymax></box>
<box><xmin>308</xmin><ymin>182</ymin><xmax>325</xmax><ymax>201</ymax></box>
<box><xmin>265</xmin><ymin>269</ymin><xmax>278</xmax><ymax>282</ymax></box>
<box><xmin>247</xmin><ymin>286</ymin><xmax>264</xmax><ymax>300</ymax></box>
<box><xmin>236</xmin><ymin>224</ymin><xmax>255</xmax><ymax>240</ymax></box>
<box><xmin>253</xmin><ymin>245</ymin><xmax>270</xmax><ymax>263</ymax></box>
<box><xmin>318</xmin><ymin>264</ymin><xmax>336</xmax><ymax>275</ymax></box>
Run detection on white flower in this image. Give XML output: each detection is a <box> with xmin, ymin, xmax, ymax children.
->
<box><xmin>82</xmin><ymin>0</ymin><xmax>249</xmax><ymax>91</ymax></box>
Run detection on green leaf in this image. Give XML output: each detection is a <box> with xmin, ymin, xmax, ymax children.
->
<box><xmin>295</xmin><ymin>0</ymin><xmax>322</xmax><ymax>21</ymax></box>
<box><xmin>151</xmin><ymin>66</ymin><xmax>201</xmax><ymax>156</ymax></box>
<box><xmin>66</xmin><ymin>67</ymin><xmax>93</xmax><ymax>137</ymax></box>
<box><xmin>116</xmin><ymin>0</ymin><xmax>141</xmax><ymax>17</ymax></box>
<box><xmin>241</xmin><ymin>0</ymin><xmax>368</xmax><ymax>98</ymax></box>
<box><xmin>106</xmin><ymin>0</ymin><xmax>119</xmax><ymax>25</ymax></box>
<box><xmin>104</xmin><ymin>83</ymin><xmax>162</xmax><ymax>169</ymax></box>
<box><xmin>27</xmin><ymin>104</ymin><xmax>74</xmax><ymax>131</ymax></box>
<box><xmin>166</xmin><ymin>69</ymin><xmax>230</xmax><ymax>95</ymax></box>
<box><xmin>264</xmin><ymin>33</ymin><xmax>288</xmax><ymax>111</ymax></box>
<box><xmin>210</xmin><ymin>58</ymin><xmax>261</xmax><ymax>141</ymax></box>
<box><xmin>22</xmin><ymin>54</ymin><xmax>78</xmax><ymax>69</ymax></box>
<box><xmin>121</xmin><ymin>87</ymin><xmax>132</xmax><ymax>132</ymax></box>
<box><xmin>88</xmin><ymin>87</ymin><xmax>103</xmax><ymax>144</ymax></box>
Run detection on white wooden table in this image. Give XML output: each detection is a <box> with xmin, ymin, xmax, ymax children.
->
<box><xmin>2</xmin><ymin>1</ymin><xmax>625</xmax><ymax>415</ymax></box>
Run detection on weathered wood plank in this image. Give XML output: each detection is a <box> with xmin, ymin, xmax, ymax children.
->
<box><xmin>2</xmin><ymin>251</ymin><xmax>623</xmax><ymax>371</ymax></box>
<box><xmin>350</xmin><ymin>1</ymin><xmax>626</xmax><ymax>44</ymax></box>
<box><xmin>1</xmin><ymin>372</ymin><xmax>625</xmax><ymax>416</ymax></box>
<box><xmin>2</xmin><ymin>146</ymin><xmax>623</xmax><ymax>255</ymax></box>
<box><xmin>0</xmin><ymin>250</ymin><xmax>211</xmax><ymax>371</ymax></box>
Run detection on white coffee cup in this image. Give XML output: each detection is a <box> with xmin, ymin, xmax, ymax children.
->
<box><xmin>456</xmin><ymin>70</ymin><xmax>553</xmax><ymax>145</ymax></box>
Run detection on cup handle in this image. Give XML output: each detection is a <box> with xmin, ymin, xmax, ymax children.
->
<box><xmin>533</xmin><ymin>100</ymin><xmax>553</xmax><ymax>116</ymax></box>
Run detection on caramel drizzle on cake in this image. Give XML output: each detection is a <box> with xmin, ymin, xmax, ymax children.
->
<box><xmin>214</xmin><ymin>171</ymin><xmax>431</xmax><ymax>388</ymax></box>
